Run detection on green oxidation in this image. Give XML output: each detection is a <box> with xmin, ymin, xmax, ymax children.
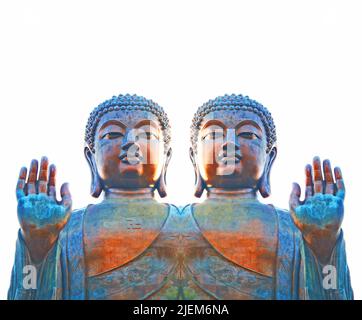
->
<box><xmin>18</xmin><ymin>194</ymin><xmax>66</xmax><ymax>228</ymax></box>
<box><xmin>193</xmin><ymin>199</ymin><xmax>275</xmax><ymax>230</ymax></box>
<box><xmin>86</xmin><ymin>199</ymin><xmax>169</xmax><ymax>232</ymax></box>
<box><xmin>9</xmin><ymin>199</ymin><xmax>354</xmax><ymax>300</ymax></box>
<box><xmin>162</xmin><ymin>286</ymin><xmax>179</xmax><ymax>300</ymax></box>
<box><xmin>295</xmin><ymin>194</ymin><xmax>344</xmax><ymax>226</ymax></box>
<box><xmin>182</xmin><ymin>287</ymin><xmax>199</xmax><ymax>300</ymax></box>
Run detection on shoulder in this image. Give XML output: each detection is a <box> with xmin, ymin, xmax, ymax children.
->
<box><xmin>269</xmin><ymin>205</ymin><xmax>301</xmax><ymax>237</ymax></box>
<box><xmin>71</xmin><ymin>206</ymin><xmax>87</xmax><ymax>216</ymax></box>
<box><xmin>69</xmin><ymin>206</ymin><xmax>87</xmax><ymax>223</ymax></box>
<box><xmin>59</xmin><ymin>206</ymin><xmax>88</xmax><ymax>239</ymax></box>
<box><xmin>161</xmin><ymin>203</ymin><xmax>200</xmax><ymax>233</ymax></box>
<box><xmin>159</xmin><ymin>203</ymin><xmax>183</xmax><ymax>232</ymax></box>
<box><xmin>179</xmin><ymin>203</ymin><xmax>195</xmax><ymax>217</ymax></box>
<box><xmin>269</xmin><ymin>205</ymin><xmax>290</xmax><ymax>220</ymax></box>
<box><xmin>179</xmin><ymin>203</ymin><xmax>201</xmax><ymax>231</ymax></box>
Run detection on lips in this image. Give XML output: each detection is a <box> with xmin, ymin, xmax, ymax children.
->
<box><xmin>119</xmin><ymin>152</ymin><xmax>144</xmax><ymax>165</ymax></box>
<box><xmin>217</xmin><ymin>152</ymin><xmax>242</xmax><ymax>164</ymax></box>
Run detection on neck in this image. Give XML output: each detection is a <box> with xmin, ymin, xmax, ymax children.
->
<box><xmin>104</xmin><ymin>187</ymin><xmax>155</xmax><ymax>200</ymax></box>
<box><xmin>206</xmin><ymin>187</ymin><xmax>258</xmax><ymax>200</ymax></box>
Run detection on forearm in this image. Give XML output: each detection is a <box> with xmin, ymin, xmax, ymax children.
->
<box><xmin>300</xmin><ymin>229</ymin><xmax>353</xmax><ymax>300</ymax></box>
<box><xmin>8</xmin><ymin>229</ymin><xmax>61</xmax><ymax>300</ymax></box>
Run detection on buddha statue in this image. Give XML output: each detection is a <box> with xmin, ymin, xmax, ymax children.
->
<box><xmin>180</xmin><ymin>94</ymin><xmax>353</xmax><ymax>299</ymax></box>
<box><xmin>8</xmin><ymin>93</ymin><xmax>354</xmax><ymax>300</ymax></box>
<box><xmin>8</xmin><ymin>94</ymin><xmax>183</xmax><ymax>300</ymax></box>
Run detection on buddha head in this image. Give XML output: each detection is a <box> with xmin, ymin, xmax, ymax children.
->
<box><xmin>84</xmin><ymin>94</ymin><xmax>172</xmax><ymax>198</ymax></box>
<box><xmin>190</xmin><ymin>94</ymin><xmax>277</xmax><ymax>198</ymax></box>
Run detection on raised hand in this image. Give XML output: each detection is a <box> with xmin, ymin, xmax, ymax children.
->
<box><xmin>289</xmin><ymin>156</ymin><xmax>345</xmax><ymax>264</ymax></box>
<box><xmin>16</xmin><ymin>156</ymin><xmax>72</xmax><ymax>263</ymax></box>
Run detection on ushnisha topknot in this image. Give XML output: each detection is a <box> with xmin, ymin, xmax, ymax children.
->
<box><xmin>85</xmin><ymin>94</ymin><xmax>171</xmax><ymax>153</ymax></box>
<box><xmin>191</xmin><ymin>94</ymin><xmax>277</xmax><ymax>153</ymax></box>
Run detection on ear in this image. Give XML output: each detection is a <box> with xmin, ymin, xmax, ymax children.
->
<box><xmin>258</xmin><ymin>146</ymin><xmax>277</xmax><ymax>198</ymax></box>
<box><xmin>189</xmin><ymin>147</ymin><xmax>206</xmax><ymax>198</ymax></box>
<box><xmin>84</xmin><ymin>146</ymin><xmax>103</xmax><ymax>198</ymax></box>
<box><xmin>155</xmin><ymin>147</ymin><xmax>172</xmax><ymax>198</ymax></box>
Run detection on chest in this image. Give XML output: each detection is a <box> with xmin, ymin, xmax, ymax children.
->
<box><xmin>83</xmin><ymin>202</ymin><xmax>169</xmax><ymax>277</ymax></box>
<box><xmin>192</xmin><ymin>202</ymin><xmax>278</xmax><ymax>277</ymax></box>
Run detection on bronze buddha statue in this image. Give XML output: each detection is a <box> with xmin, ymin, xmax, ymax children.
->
<box><xmin>8</xmin><ymin>94</ymin><xmax>183</xmax><ymax>300</ymax></box>
<box><xmin>8</xmin><ymin>93</ymin><xmax>353</xmax><ymax>300</ymax></box>
<box><xmin>179</xmin><ymin>94</ymin><xmax>353</xmax><ymax>299</ymax></box>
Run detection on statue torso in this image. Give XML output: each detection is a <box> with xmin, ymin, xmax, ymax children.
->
<box><xmin>83</xmin><ymin>199</ymin><xmax>182</xmax><ymax>299</ymax></box>
<box><xmin>192</xmin><ymin>199</ymin><xmax>278</xmax><ymax>276</ymax></box>
<box><xmin>84</xmin><ymin>199</ymin><xmax>169</xmax><ymax>276</ymax></box>
<box><xmin>73</xmin><ymin>198</ymin><xmax>280</xmax><ymax>299</ymax></box>
<box><xmin>179</xmin><ymin>199</ymin><xmax>278</xmax><ymax>299</ymax></box>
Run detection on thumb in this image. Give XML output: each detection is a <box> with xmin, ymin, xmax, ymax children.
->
<box><xmin>289</xmin><ymin>182</ymin><xmax>301</xmax><ymax>213</ymax></box>
<box><xmin>60</xmin><ymin>183</ymin><xmax>72</xmax><ymax>212</ymax></box>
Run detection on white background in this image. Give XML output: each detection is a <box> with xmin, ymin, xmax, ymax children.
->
<box><xmin>0</xmin><ymin>0</ymin><xmax>361</xmax><ymax>299</ymax></box>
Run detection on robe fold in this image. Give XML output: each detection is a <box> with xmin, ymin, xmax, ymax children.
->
<box><xmin>8</xmin><ymin>204</ymin><xmax>353</xmax><ymax>300</ymax></box>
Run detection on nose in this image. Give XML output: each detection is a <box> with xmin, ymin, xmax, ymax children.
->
<box><xmin>119</xmin><ymin>140</ymin><xmax>141</xmax><ymax>160</ymax></box>
<box><xmin>121</xmin><ymin>141</ymin><xmax>140</xmax><ymax>152</ymax></box>
<box><xmin>121</xmin><ymin>129</ymin><xmax>139</xmax><ymax>153</ymax></box>
<box><xmin>222</xmin><ymin>141</ymin><xmax>240</xmax><ymax>152</ymax></box>
<box><xmin>222</xmin><ymin>129</ymin><xmax>239</xmax><ymax>150</ymax></box>
<box><xmin>219</xmin><ymin>130</ymin><xmax>242</xmax><ymax>161</ymax></box>
<box><xmin>221</xmin><ymin>131</ymin><xmax>240</xmax><ymax>155</ymax></box>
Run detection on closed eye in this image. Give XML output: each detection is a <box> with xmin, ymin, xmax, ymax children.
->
<box><xmin>202</xmin><ymin>131</ymin><xmax>224</xmax><ymax>141</ymax></box>
<box><xmin>102</xmin><ymin>132</ymin><xmax>124</xmax><ymax>140</ymax></box>
<box><xmin>137</xmin><ymin>132</ymin><xmax>159</xmax><ymax>141</ymax></box>
<box><xmin>238</xmin><ymin>132</ymin><xmax>260</xmax><ymax>140</ymax></box>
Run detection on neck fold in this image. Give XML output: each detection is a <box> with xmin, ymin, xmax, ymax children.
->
<box><xmin>206</xmin><ymin>187</ymin><xmax>258</xmax><ymax>200</ymax></box>
<box><xmin>104</xmin><ymin>187</ymin><xmax>155</xmax><ymax>200</ymax></box>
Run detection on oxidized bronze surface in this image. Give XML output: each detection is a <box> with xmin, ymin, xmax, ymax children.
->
<box><xmin>8</xmin><ymin>94</ymin><xmax>353</xmax><ymax>300</ymax></box>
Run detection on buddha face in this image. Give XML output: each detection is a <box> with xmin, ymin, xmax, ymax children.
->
<box><xmin>86</xmin><ymin>110</ymin><xmax>167</xmax><ymax>191</ymax></box>
<box><xmin>193</xmin><ymin>109</ymin><xmax>276</xmax><ymax>191</ymax></box>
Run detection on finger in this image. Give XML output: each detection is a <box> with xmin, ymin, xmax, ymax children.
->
<box><xmin>37</xmin><ymin>156</ymin><xmax>49</xmax><ymax>194</ymax></box>
<box><xmin>334</xmin><ymin>167</ymin><xmax>345</xmax><ymax>199</ymax></box>
<box><xmin>16</xmin><ymin>167</ymin><xmax>27</xmax><ymax>200</ymax></box>
<box><xmin>323</xmin><ymin>159</ymin><xmax>335</xmax><ymax>195</ymax></box>
<box><xmin>289</xmin><ymin>182</ymin><xmax>301</xmax><ymax>212</ymax></box>
<box><xmin>313</xmin><ymin>156</ymin><xmax>323</xmax><ymax>194</ymax></box>
<box><xmin>26</xmin><ymin>159</ymin><xmax>38</xmax><ymax>195</ymax></box>
<box><xmin>305</xmin><ymin>164</ymin><xmax>313</xmax><ymax>200</ymax></box>
<box><xmin>60</xmin><ymin>183</ymin><xmax>72</xmax><ymax>211</ymax></box>
<box><xmin>47</xmin><ymin>164</ymin><xmax>57</xmax><ymax>199</ymax></box>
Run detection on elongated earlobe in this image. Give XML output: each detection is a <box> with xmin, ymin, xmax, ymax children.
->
<box><xmin>155</xmin><ymin>148</ymin><xmax>172</xmax><ymax>198</ymax></box>
<box><xmin>258</xmin><ymin>147</ymin><xmax>277</xmax><ymax>198</ymax></box>
<box><xmin>84</xmin><ymin>147</ymin><xmax>103</xmax><ymax>198</ymax></box>
<box><xmin>189</xmin><ymin>147</ymin><xmax>206</xmax><ymax>198</ymax></box>
<box><xmin>194</xmin><ymin>172</ymin><xmax>206</xmax><ymax>198</ymax></box>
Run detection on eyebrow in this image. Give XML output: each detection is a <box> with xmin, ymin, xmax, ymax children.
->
<box><xmin>98</xmin><ymin>120</ymin><xmax>126</xmax><ymax>131</ymax></box>
<box><xmin>236</xmin><ymin>120</ymin><xmax>263</xmax><ymax>132</ymax></box>
<box><xmin>135</xmin><ymin>120</ymin><xmax>160</xmax><ymax>131</ymax></box>
<box><xmin>201</xmin><ymin>120</ymin><xmax>225</xmax><ymax>130</ymax></box>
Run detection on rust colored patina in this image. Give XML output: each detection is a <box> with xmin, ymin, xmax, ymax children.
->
<box><xmin>9</xmin><ymin>95</ymin><xmax>183</xmax><ymax>300</ymax></box>
<box><xmin>181</xmin><ymin>94</ymin><xmax>353</xmax><ymax>299</ymax></box>
<box><xmin>8</xmin><ymin>93</ymin><xmax>353</xmax><ymax>300</ymax></box>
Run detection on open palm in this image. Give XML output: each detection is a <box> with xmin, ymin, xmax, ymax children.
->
<box><xmin>289</xmin><ymin>156</ymin><xmax>345</xmax><ymax>262</ymax></box>
<box><xmin>16</xmin><ymin>156</ymin><xmax>72</xmax><ymax>262</ymax></box>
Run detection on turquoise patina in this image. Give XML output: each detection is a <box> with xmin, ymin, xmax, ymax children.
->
<box><xmin>8</xmin><ymin>94</ymin><xmax>354</xmax><ymax>300</ymax></box>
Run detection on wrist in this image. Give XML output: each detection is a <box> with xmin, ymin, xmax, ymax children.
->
<box><xmin>303</xmin><ymin>228</ymin><xmax>341</xmax><ymax>264</ymax></box>
<box><xmin>20</xmin><ymin>228</ymin><xmax>58</xmax><ymax>263</ymax></box>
